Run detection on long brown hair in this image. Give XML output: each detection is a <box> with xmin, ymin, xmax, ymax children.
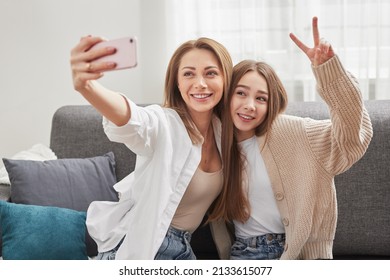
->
<box><xmin>209</xmin><ymin>60</ymin><xmax>288</xmax><ymax>223</ymax></box>
<box><xmin>163</xmin><ymin>37</ymin><xmax>233</xmax><ymax>144</ymax></box>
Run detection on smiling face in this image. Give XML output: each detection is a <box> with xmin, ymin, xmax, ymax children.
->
<box><xmin>177</xmin><ymin>48</ymin><xmax>224</xmax><ymax>120</ymax></box>
<box><xmin>230</xmin><ymin>70</ymin><xmax>269</xmax><ymax>142</ymax></box>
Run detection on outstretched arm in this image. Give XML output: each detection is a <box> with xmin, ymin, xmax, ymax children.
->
<box><xmin>70</xmin><ymin>36</ymin><xmax>131</xmax><ymax>126</ymax></box>
<box><xmin>289</xmin><ymin>17</ymin><xmax>335</xmax><ymax>66</ymax></box>
<box><xmin>290</xmin><ymin>17</ymin><xmax>373</xmax><ymax>175</ymax></box>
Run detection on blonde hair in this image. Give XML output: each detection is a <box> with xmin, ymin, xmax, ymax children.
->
<box><xmin>163</xmin><ymin>37</ymin><xmax>233</xmax><ymax>144</ymax></box>
<box><xmin>209</xmin><ymin>60</ymin><xmax>288</xmax><ymax>223</ymax></box>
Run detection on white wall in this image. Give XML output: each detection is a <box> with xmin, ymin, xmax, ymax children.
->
<box><xmin>0</xmin><ymin>0</ymin><xmax>169</xmax><ymax>164</ymax></box>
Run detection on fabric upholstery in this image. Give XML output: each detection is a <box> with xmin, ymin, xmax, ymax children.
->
<box><xmin>2</xmin><ymin>152</ymin><xmax>118</xmax><ymax>257</ymax></box>
<box><xmin>0</xmin><ymin>201</ymin><xmax>88</xmax><ymax>260</ymax></box>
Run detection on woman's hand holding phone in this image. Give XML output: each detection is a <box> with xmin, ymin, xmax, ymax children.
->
<box><xmin>70</xmin><ymin>36</ymin><xmax>138</xmax><ymax>93</ymax></box>
<box><xmin>70</xmin><ymin>35</ymin><xmax>134</xmax><ymax>126</ymax></box>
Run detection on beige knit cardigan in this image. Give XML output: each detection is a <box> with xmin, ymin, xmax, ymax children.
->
<box><xmin>210</xmin><ymin>55</ymin><xmax>373</xmax><ymax>260</ymax></box>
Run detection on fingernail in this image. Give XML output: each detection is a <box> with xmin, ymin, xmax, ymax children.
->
<box><xmin>106</xmin><ymin>47</ymin><xmax>116</xmax><ymax>52</ymax></box>
<box><xmin>80</xmin><ymin>35</ymin><xmax>91</xmax><ymax>41</ymax></box>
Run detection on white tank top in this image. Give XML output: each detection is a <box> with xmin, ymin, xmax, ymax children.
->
<box><xmin>171</xmin><ymin>167</ymin><xmax>223</xmax><ymax>233</ymax></box>
<box><xmin>234</xmin><ymin>136</ymin><xmax>284</xmax><ymax>238</ymax></box>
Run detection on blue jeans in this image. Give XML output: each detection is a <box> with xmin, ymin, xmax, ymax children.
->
<box><xmin>95</xmin><ymin>237</ymin><xmax>123</xmax><ymax>260</ymax></box>
<box><xmin>96</xmin><ymin>226</ymin><xmax>196</xmax><ymax>260</ymax></box>
<box><xmin>154</xmin><ymin>226</ymin><xmax>196</xmax><ymax>260</ymax></box>
<box><xmin>230</xmin><ymin>233</ymin><xmax>285</xmax><ymax>260</ymax></box>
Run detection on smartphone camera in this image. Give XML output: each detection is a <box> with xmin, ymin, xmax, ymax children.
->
<box><xmin>130</xmin><ymin>38</ymin><xmax>134</xmax><ymax>43</ymax></box>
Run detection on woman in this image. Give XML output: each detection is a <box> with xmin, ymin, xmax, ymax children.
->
<box><xmin>210</xmin><ymin>17</ymin><xmax>373</xmax><ymax>259</ymax></box>
<box><xmin>70</xmin><ymin>36</ymin><xmax>232</xmax><ymax>259</ymax></box>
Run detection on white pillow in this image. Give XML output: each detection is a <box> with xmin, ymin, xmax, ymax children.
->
<box><xmin>0</xmin><ymin>144</ymin><xmax>57</xmax><ymax>185</ymax></box>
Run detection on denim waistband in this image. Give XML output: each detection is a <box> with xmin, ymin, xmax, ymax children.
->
<box><xmin>236</xmin><ymin>233</ymin><xmax>285</xmax><ymax>247</ymax></box>
<box><xmin>167</xmin><ymin>226</ymin><xmax>192</xmax><ymax>242</ymax></box>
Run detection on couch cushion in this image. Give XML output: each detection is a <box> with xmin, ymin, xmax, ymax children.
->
<box><xmin>332</xmin><ymin>100</ymin><xmax>390</xmax><ymax>257</ymax></box>
<box><xmin>0</xmin><ymin>201</ymin><xmax>88</xmax><ymax>260</ymax></box>
<box><xmin>286</xmin><ymin>100</ymin><xmax>390</xmax><ymax>258</ymax></box>
<box><xmin>50</xmin><ymin>105</ymin><xmax>136</xmax><ymax>181</ymax></box>
<box><xmin>2</xmin><ymin>152</ymin><xmax>118</xmax><ymax>257</ymax></box>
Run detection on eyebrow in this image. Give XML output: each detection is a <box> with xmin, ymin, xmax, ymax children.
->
<box><xmin>236</xmin><ymin>84</ymin><xmax>268</xmax><ymax>95</ymax></box>
<box><xmin>180</xmin><ymin>66</ymin><xmax>219</xmax><ymax>71</ymax></box>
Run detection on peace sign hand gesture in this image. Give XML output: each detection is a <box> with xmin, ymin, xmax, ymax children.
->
<box><xmin>289</xmin><ymin>17</ymin><xmax>335</xmax><ymax>67</ymax></box>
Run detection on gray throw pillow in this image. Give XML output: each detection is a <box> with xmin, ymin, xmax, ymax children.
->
<box><xmin>1</xmin><ymin>152</ymin><xmax>118</xmax><ymax>257</ymax></box>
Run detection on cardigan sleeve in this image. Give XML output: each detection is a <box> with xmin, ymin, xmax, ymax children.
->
<box><xmin>304</xmin><ymin>56</ymin><xmax>373</xmax><ymax>175</ymax></box>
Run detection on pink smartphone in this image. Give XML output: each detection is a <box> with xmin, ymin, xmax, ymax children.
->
<box><xmin>91</xmin><ymin>36</ymin><xmax>137</xmax><ymax>70</ymax></box>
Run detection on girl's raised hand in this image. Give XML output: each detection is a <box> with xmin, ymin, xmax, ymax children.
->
<box><xmin>289</xmin><ymin>17</ymin><xmax>335</xmax><ymax>66</ymax></box>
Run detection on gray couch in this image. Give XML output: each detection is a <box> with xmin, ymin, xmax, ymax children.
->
<box><xmin>1</xmin><ymin>100</ymin><xmax>389</xmax><ymax>259</ymax></box>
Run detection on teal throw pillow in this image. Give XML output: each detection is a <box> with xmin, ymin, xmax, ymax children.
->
<box><xmin>0</xmin><ymin>201</ymin><xmax>88</xmax><ymax>260</ymax></box>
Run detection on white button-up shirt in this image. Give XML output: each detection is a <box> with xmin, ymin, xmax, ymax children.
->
<box><xmin>86</xmin><ymin>98</ymin><xmax>221</xmax><ymax>259</ymax></box>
